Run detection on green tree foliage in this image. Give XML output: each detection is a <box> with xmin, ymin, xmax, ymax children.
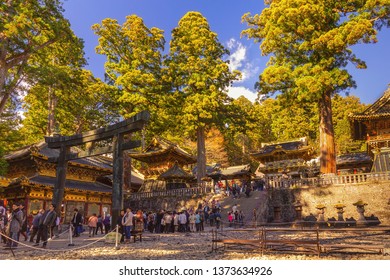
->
<box><xmin>242</xmin><ymin>0</ymin><xmax>390</xmax><ymax>174</ymax></box>
<box><xmin>0</xmin><ymin>100</ymin><xmax>22</xmax><ymax>174</ymax></box>
<box><xmin>165</xmin><ymin>12</ymin><xmax>240</xmax><ymax>182</ymax></box>
<box><xmin>92</xmin><ymin>15</ymin><xmax>165</xmax><ymax>119</ymax></box>
<box><xmin>332</xmin><ymin>94</ymin><xmax>367</xmax><ymax>154</ymax></box>
<box><xmin>0</xmin><ymin>99</ymin><xmax>22</xmax><ymax>151</ymax></box>
<box><xmin>0</xmin><ymin>0</ymin><xmax>78</xmax><ymax>115</ymax></box>
<box><xmin>271</xmin><ymin>95</ymin><xmax>318</xmax><ymax>142</ymax></box>
<box><xmin>20</xmin><ymin>69</ymin><xmax>118</xmax><ymax>144</ymax></box>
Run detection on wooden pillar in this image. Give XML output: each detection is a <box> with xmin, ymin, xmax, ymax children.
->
<box><xmin>52</xmin><ymin>145</ymin><xmax>69</xmax><ymax>216</ymax></box>
<box><xmin>111</xmin><ymin>133</ymin><xmax>124</xmax><ymax>229</ymax></box>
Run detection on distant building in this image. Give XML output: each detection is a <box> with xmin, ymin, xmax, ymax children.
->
<box><xmin>130</xmin><ymin>137</ymin><xmax>196</xmax><ymax>192</ymax></box>
<box><xmin>350</xmin><ymin>86</ymin><xmax>390</xmax><ymax>172</ymax></box>
<box><xmin>1</xmin><ymin>141</ymin><xmax>144</xmax><ymax>222</ymax></box>
<box><xmin>250</xmin><ymin>137</ymin><xmax>314</xmax><ymax>179</ymax></box>
<box><xmin>336</xmin><ymin>152</ymin><xmax>372</xmax><ymax>175</ymax></box>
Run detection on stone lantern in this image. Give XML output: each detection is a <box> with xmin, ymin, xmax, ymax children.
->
<box><xmin>316</xmin><ymin>204</ymin><xmax>326</xmax><ymax>222</ymax></box>
<box><xmin>334</xmin><ymin>202</ymin><xmax>346</xmax><ymax>222</ymax></box>
<box><xmin>293</xmin><ymin>201</ymin><xmax>303</xmax><ymax>221</ymax></box>
<box><xmin>353</xmin><ymin>199</ymin><xmax>368</xmax><ymax>226</ymax></box>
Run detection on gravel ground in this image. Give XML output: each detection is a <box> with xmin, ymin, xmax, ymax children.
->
<box><xmin>1</xmin><ymin>227</ymin><xmax>389</xmax><ymax>260</ymax></box>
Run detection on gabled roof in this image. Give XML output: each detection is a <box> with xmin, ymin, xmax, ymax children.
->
<box><xmin>350</xmin><ymin>86</ymin><xmax>390</xmax><ymax>120</ymax></box>
<box><xmin>130</xmin><ymin>137</ymin><xmax>197</xmax><ymax>165</ymax></box>
<box><xmin>9</xmin><ymin>175</ymin><xmax>112</xmax><ymax>193</ymax></box>
<box><xmin>336</xmin><ymin>152</ymin><xmax>372</xmax><ymax>166</ymax></box>
<box><xmin>250</xmin><ymin>137</ymin><xmax>313</xmax><ymax>162</ymax></box>
<box><xmin>221</xmin><ymin>164</ymin><xmax>252</xmax><ymax>177</ymax></box>
<box><xmin>5</xmin><ymin>141</ymin><xmax>112</xmax><ymax>171</ymax></box>
<box><xmin>158</xmin><ymin>163</ymin><xmax>195</xmax><ymax>180</ymax></box>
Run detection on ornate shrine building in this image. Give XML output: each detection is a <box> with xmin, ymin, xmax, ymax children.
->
<box><xmin>350</xmin><ymin>86</ymin><xmax>390</xmax><ymax>172</ymax></box>
<box><xmin>250</xmin><ymin>137</ymin><xmax>314</xmax><ymax>179</ymax></box>
<box><xmin>130</xmin><ymin>137</ymin><xmax>197</xmax><ymax>192</ymax></box>
<box><xmin>2</xmin><ymin>141</ymin><xmax>114</xmax><ymax>222</ymax></box>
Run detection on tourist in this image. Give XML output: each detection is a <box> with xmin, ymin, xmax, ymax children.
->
<box><xmin>228</xmin><ymin>212</ymin><xmax>234</xmax><ymax>227</ymax></box>
<box><xmin>18</xmin><ymin>204</ymin><xmax>28</xmax><ymax>241</ymax></box>
<box><xmin>29</xmin><ymin>209</ymin><xmax>44</xmax><ymax>242</ymax></box>
<box><xmin>214</xmin><ymin>210</ymin><xmax>222</xmax><ymax>229</ymax></box>
<box><xmin>199</xmin><ymin>210</ymin><xmax>205</xmax><ymax>231</ymax></box>
<box><xmin>195</xmin><ymin>211</ymin><xmax>201</xmax><ymax>232</ymax></box>
<box><xmin>116</xmin><ymin>210</ymin><xmax>125</xmax><ymax>243</ymax></box>
<box><xmin>133</xmin><ymin>210</ymin><xmax>144</xmax><ymax>233</ymax></box>
<box><xmin>155</xmin><ymin>210</ymin><xmax>164</xmax><ymax>233</ymax></box>
<box><xmin>163</xmin><ymin>212</ymin><xmax>172</xmax><ymax>233</ymax></box>
<box><xmin>245</xmin><ymin>184</ymin><xmax>251</xmax><ymax>197</ymax></box>
<box><xmin>238</xmin><ymin>210</ymin><xmax>245</xmax><ymax>227</ymax></box>
<box><xmin>103</xmin><ymin>214</ymin><xmax>111</xmax><ymax>234</ymax></box>
<box><xmin>178</xmin><ymin>211</ymin><xmax>187</xmax><ymax>232</ymax></box>
<box><xmin>95</xmin><ymin>214</ymin><xmax>104</xmax><ymax>235</ymax></box>
<box><xmin>122</xmin><ymin>207</ymin><xmax>134</xmax><ymax>243</ymax></box>
<box><xmin>50</xmin><ymin>215</ymin><xmax>60</xmax><ymax>239</ymax></box>
<box><xmin>232</xmin><ymin>203</ymin><xmax>238</xmax><ymax>214</ymax></box>
<box><xmin>71</xmin><ymin>208</ymin><xmax>83</xmax><ymax>237</ymax></box>
<box><xmin>87</xmin><ymin>213</ymin><xmax>98</xmax><ymax>237</ymax></box>
<box><xmin>203</xmin><ymin>204</ymin><xmax>210</xmax><ymax>225</ymax></box>
<box><xmin>189</xmin><ymin>212</ymin><xmax>196</xmax><ymax>232</ymax></box>
<box><xmin>5</xmin><ymin>203</ymin><xmax>23</xmax><ymax>249</ymax></box>
<box><xmin>0</xmin><ymin>201</ymin><xmax>6</xmax><ymax>244</ymax></box>
<box><xmin>147</xmin><ymin>212</ymin><xmax>155</xmax><ymax>233</ymax></box>
<box><xmin>173</xmin><ymin>212</ymin><xmax>179</xmax><ymax>233</ymax></box>
<box><xmin>40</xmin><ymin>204</ymin><xmax>57</xmax><ymax>248</ymax></box>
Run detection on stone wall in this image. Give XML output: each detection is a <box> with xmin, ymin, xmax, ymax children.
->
<box><xmin>268</xmin><ymin>183</ymin><xmax>390</xmax><ymax>225</ymax></box>
<box><xmin>126</xmin><ymin>193</ymin><xmax>209</xmax><ymax>212</ymax></box>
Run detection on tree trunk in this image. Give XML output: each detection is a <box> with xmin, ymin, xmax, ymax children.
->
<box><xmin>0</xmin><ymin>65</ymin><xmax>10</xmax><ymax>115</ymax></box>
<box><xmin>319</xmin><ymin>91</ymin><xmax>336</xmax><ymax>174</ymax></box>
<box><xmin>47</xmin><ymin>88</ymin><xmax>58</xmax><ymax>135</ymax></box>
<box><xmin>196</xmin><ymin>126</ymin><xmax>206</xmax><ymax>184</ymax></box>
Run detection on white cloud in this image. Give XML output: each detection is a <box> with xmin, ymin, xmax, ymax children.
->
<box><xmin>227</xmin><ymin>38</ymin><xmax>258</xmax><ymax>83</ymax></box>
<box><xmin>227</xmin><ymin>86</ymin><xmax>258</xmax><ymax>103</ymax></box>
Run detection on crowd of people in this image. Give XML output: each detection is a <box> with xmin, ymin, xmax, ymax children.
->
<box><xmin>0</xmin><ymin>200</ymin><xmax>58</xmax><ymax>249</ymax></box>
<box><xmin>0</xmin><ymin>195</ymin><xmax>253</xmax><ymax>249</ymax></box>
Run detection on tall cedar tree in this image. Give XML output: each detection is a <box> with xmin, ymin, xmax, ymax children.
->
<box><xmin>165</xmin><ymin>12</ymin><xmax>240</xmax><ymax>183</ymax></box>
<box><xmin>92</xmin><ymin>15</ymin><xmax>165</xmax><ymax>123</ymax></box>
<box><xmin>0</xmin><ymin>0</ymin><xmax>78</xmax><ymax>115</ymax></box>
<box><xmin>242</xmin><ymin>0</ymin><xmax>390</xmax><ymax>174</ymax></box>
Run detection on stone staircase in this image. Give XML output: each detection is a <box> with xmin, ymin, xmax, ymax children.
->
<box><xmin>208</xmin><ymin>190</ymin><xmax>270</xmax><ymax>227</ymax></box>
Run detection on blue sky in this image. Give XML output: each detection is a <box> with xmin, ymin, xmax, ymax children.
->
<box><xmin>63</xmin><ymin>0</ymin><xmax>390</xmax><ymax>105</ymax></box>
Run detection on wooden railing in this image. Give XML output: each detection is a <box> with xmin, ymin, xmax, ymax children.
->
<box><xmin>128</xmin><ymin>172</ymin><xmax>390</xmax><ymax>200</ymax></box>
<box><xmin>265</xmin><ymin>172</ymin><xmax>390</xmax><ymax>188</ymax></box>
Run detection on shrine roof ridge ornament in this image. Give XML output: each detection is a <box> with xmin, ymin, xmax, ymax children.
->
<box><xmin>44</xmin><ymin>111</ymin><xmax>150</xmax><ymax>148</ymax></box>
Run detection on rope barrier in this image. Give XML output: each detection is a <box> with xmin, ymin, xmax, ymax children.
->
<box><xmin>0</xmin><ymin>226</ymin><xmax>118</xmax><ymax>253</ymax></box>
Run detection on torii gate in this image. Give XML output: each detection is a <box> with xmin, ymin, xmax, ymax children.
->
<box><xmin>45</xmin><ymin>111</ymin><xmax>150</xmax><ymax>228</ymax></box>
